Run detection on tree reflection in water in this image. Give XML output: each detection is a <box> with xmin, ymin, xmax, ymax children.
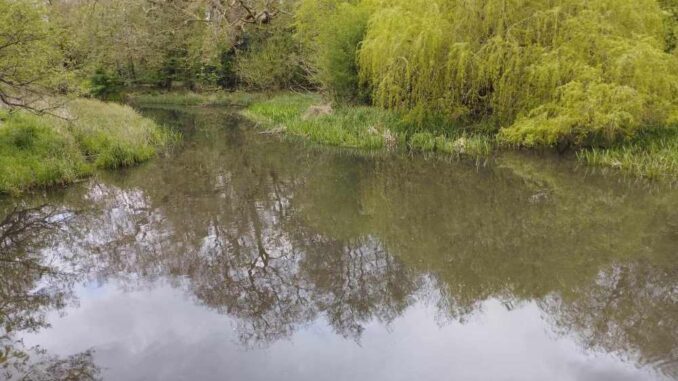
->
<box><xmin>0</xmin><ymin>205</ymin><xmax>100</xmax><ymax>381</ymax></box>
<box><xmin>0</xmin><ymin>107</ymin><xmax>675</xmax><ymax>379</ymax></box>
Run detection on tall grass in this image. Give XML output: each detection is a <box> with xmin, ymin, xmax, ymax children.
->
<box><xmin>578</xmin><ymin>127</ymin><xmax>678</xmax><ymax>180</ymax></box>
<box><xmin>242</xmin><ymin>93</ymin><xmax>495</xmax><ymax>156</ymax></box>
<box><xmin>68</xmin><ymin>99</ymin><xmax>175</xmax><ymax>169</ymax></box>
<box><xmin>243</xmin><ymin>93</ymin><xmax>394</xmax><ymax>149</ymax></box>
<box><xmin>0</xmin><ymin>99</ymin><xmax>175</xmax><ymax>195</ymax></box>
<box><xmin>0</xmin><ymin>111</ymin><xmax>90</xmax><ymax>195</ymax></box>
<box><xmin>408</xmin><ymin>132</ymin><xmax>494</xmax><ymax>157</ymax></box>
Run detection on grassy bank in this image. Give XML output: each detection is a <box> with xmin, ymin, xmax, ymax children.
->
<box><xmin>127</xmin><ymin>91</ymin><xmax>267</xmax><ymax>107</ymax></box>
<box><xmin>243</xmin><ymin>93</ymin><xmax>678</xmax><ymax>180</ymax></box>
<box><xmin>577</xmin><ymin>127</ymin><xmax>678</xmax><ymax>180</ymax></box>
<box><xmin>242</xmin><ymin>93</ymin><xmax>495</xmax><ymax>156</ymax></box>
<box><xmin>68</xmin><ymin>99</ymin><xmax>174</xmax><ymax>169</ymax></box>
<box><xmin>0</xmin><ymin>99</ymin><xmax>174</xmax><ymax>195</ymax></box>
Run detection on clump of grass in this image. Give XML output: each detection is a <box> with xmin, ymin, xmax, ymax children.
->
<box><xmin>244</xmin><ymin>93</ymin><xmax>495</xmax><ymax>156</ymax></box>
<box><xmin>408</xmin><ymin>132</ymin><xmax>437</xmax><ymax>151</ymax></box>
<box><xmin>243</xmin><ymin>93</ymin><xmax>395</xmax><ymax>149</ymax></box>
<box><xmin>577</xmin><ymin>127</ymin><xmax>678</xmax><ymax>180</ymax></box>
<box><xmin>0</xmin><ymin>110</ymin><xmax>91</xmax><ymax>195</ymax></box>
<box><xmin>408</xmin><ymin>132</ymin><xmax>494</xmax><ymax>157</ymax></box>
<box><xmin>127</xmin><ymin>91</ymin><xmax>266</xmax><ymax>107</ymax></box>
<box><xmin>243</xmin><ymin>93</ymin><xmax>319</xmax><ymax>123</ymax></box>
<box><xmin>0</xmin><ymin>99</ymin><xmax>176</xmax><ymax>195</ymax></box>
<box><xmin>68</xmin><ymin>99</ymin><xmax>177</xmax><ymax>169</ymax></box>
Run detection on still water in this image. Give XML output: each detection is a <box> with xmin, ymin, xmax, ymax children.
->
<box><xmin>1</xmin><ymin>106</ymin><xmax>676</xmax><ymax>380</ymax></box>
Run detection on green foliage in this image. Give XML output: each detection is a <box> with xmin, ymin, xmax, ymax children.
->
<box><xmin>578</xmin><ymin>126</ymin><xmax>678</xmax><ymax>179</ymax></box>
<box><xmin>216</xmin><ymin>48</ymin><xmax>238</xmax><ymax>89</ymax></box>
<box><xmin>234</xmin><ymin>26</ymin><xmax>308</xmax><ymax>90</ymax></box>
<box><xmin>50</xmin><ymin>0</ymin><xmax>235</xmax><ymax>91</ymax></box>
<box><xmin>0</xmin><ymin>98</ymin><xmax>175</xmax><ymax>195</ymax></box>
<box><xmin>0</xmin><ymin>111</ymin><xmax>90</xmax><ymax>195</ymax></box>
<box><xmin>67</xmin><ymin>99</ymin><xmax>176</xmax><ymax>169</ymax></box>
<box><xmin>244</xmin><ymin>93</ymin><xmax>394</xmax><ymax>149</ymax></box>
<box><xmin>359</xmin><ymin>0</ymin><xmax>678</xmax><ymax>148</ymax></box>
<box><xmin>0</xmin><ymin>0</ymin><xmax>66</xmax><ymax>108</ymax></box>
<box><xmin>296</xmin><ymin>0</ymin><xmax>371</xmax><ymax>102</ymax></box>
<box><xmin>243</xmin><ymin>92</ymin><xmax>494</xmax><ymax>156</ymax></box>
<box><xmin>89</xmin><ymin>69</ymin><xmax>123</xmax><ymax>100</ymax></box>
<box><xmin>660</xmin><ymin>0</ymin><xmax>678</xmax><ymax>52</ymax></box>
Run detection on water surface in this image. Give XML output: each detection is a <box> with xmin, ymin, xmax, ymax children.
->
<box><xmin>1</xmin><ymin>106</ymin><xmax>676</xmax><ymax>380</ymax></box>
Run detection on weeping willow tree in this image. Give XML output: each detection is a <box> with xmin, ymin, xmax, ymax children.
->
<box><xmin>358</xmin><ymin>0</ymin><xmax>678</xmax><ymax>147</ymax></box>
<box><xmin>660</xmin><ymin>0</ymin><xmax>678</xmax><ymax>52</ymax></box>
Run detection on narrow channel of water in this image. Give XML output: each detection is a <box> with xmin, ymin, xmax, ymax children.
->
<box><xmin>1</xmin><ymin>106</ymin><xmax>676</xmax><ymax>380</ymax></box>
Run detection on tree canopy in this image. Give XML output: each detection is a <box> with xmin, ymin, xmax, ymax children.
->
<box><xmin>357</xmin><ymin>0</ymin><xmax>678</xmax><ymax>146</ymax></box>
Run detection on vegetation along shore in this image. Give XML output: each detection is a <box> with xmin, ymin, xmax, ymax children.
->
<box><xmin>1</xmin><ymin>0</ymin><xmax>677</xmax><ymax>197</ymax></box>
<box><xmin>0</xmin><ymin>100</ymin><xmax>175</xmax><ymax>195</ymax></box>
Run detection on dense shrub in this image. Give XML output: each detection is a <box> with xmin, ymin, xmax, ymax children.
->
<box><xmin>89</xmin><ymin>69</ymin><xmax>123</xmax><ymax>100</ymax></box>
<box><xmin>297</xmin><ymin>0</ymin><xmax>371</xmax><ymax>102</ymax></box>
<box><xmin>234</xmin><ymin>24</ymin><xmax>308</xmax><ymax>90</ymax></box>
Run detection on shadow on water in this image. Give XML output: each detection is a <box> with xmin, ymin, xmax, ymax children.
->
<box><xmin>0</xmin><ymin>105</ymin><xmax>676</xmax><ymax>380</ymax></box>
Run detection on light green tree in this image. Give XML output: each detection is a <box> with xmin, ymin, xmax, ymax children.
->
<box><xmin>358</xmin><ymin>0</ymin><xmax>678</xmax><ymax>147</ymax></box>
<box><xmin>0</xmin><ymin>0</ymin><xmax>65</xmax><ymax>111</ymax></box>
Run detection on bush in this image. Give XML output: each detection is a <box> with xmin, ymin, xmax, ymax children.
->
<box><xmin>297</xmin><ymin>0</ymin><xmax>371</xmax><ymax>102</ymax></box>
<box><xmin>234</xmin><ymin>25</ymin><xmax>308</xmax><ymax>90</ymax></box>
<box><xmin>297</xmin><ymin>0</ymin><xmax>370</xmax><ymax>103</ymax></box>
<box><xmin>89</xmin><ymin>69</ymin><xmax>123</xmax><ymax>100</ymax></box>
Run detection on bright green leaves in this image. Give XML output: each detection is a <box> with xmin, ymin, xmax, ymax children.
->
<box><xmin>297</xmin><ymin>0</ymin><xmax>372</xmax><ymax>102</ymax></box>
<box><xmin>357</xmin><ymin>0</ymin><xmax>678</xmax><ymax>147</ymax></box>
<box><xmin>0</xmin><ymin>0</ymin><xmax>64</xmax><ymax>108</ymax></box>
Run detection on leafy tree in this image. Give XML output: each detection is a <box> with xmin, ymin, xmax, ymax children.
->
<box><xmin>89</xmin><ymin>69</ymin><xmax>123</xmax><ymax>100</ymax></box>
<box><xmin>359</xmin><ymin>0</ymin><xmax>678</xmax><ymax>147</ymax></box>
<box><xmin>48</xmin><ymin>0</ymin><xmax>297</xmax><ymax>91</ymax></box>
<box><xmin>0</xmin><ymin>0</ymin><xmax>65</xmax><ymax>111</ymax></box>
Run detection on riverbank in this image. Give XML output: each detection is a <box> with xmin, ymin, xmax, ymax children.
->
<box><xmin>577</xmin><ymin>127</ymin><xmax>678</xmax><ymax>179</ymax></box>
<box><xmin>240</xmin><ymin>93</ymin><xmax>678</xmax><ymax>180</ymax></box>
<box><xmin>0</xmin><ymin>99</ymin><xmax>175</xmax><ymax>195</ymax></box>
<box><xmin>121</xmin><ymin>90</ymin><xmax>678</xmax><ymax>180</ymax></box>
<box><xmin>242</xmin><ymin>93</ymin><xmax>495</xmax><ymax>157</ymax></box>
